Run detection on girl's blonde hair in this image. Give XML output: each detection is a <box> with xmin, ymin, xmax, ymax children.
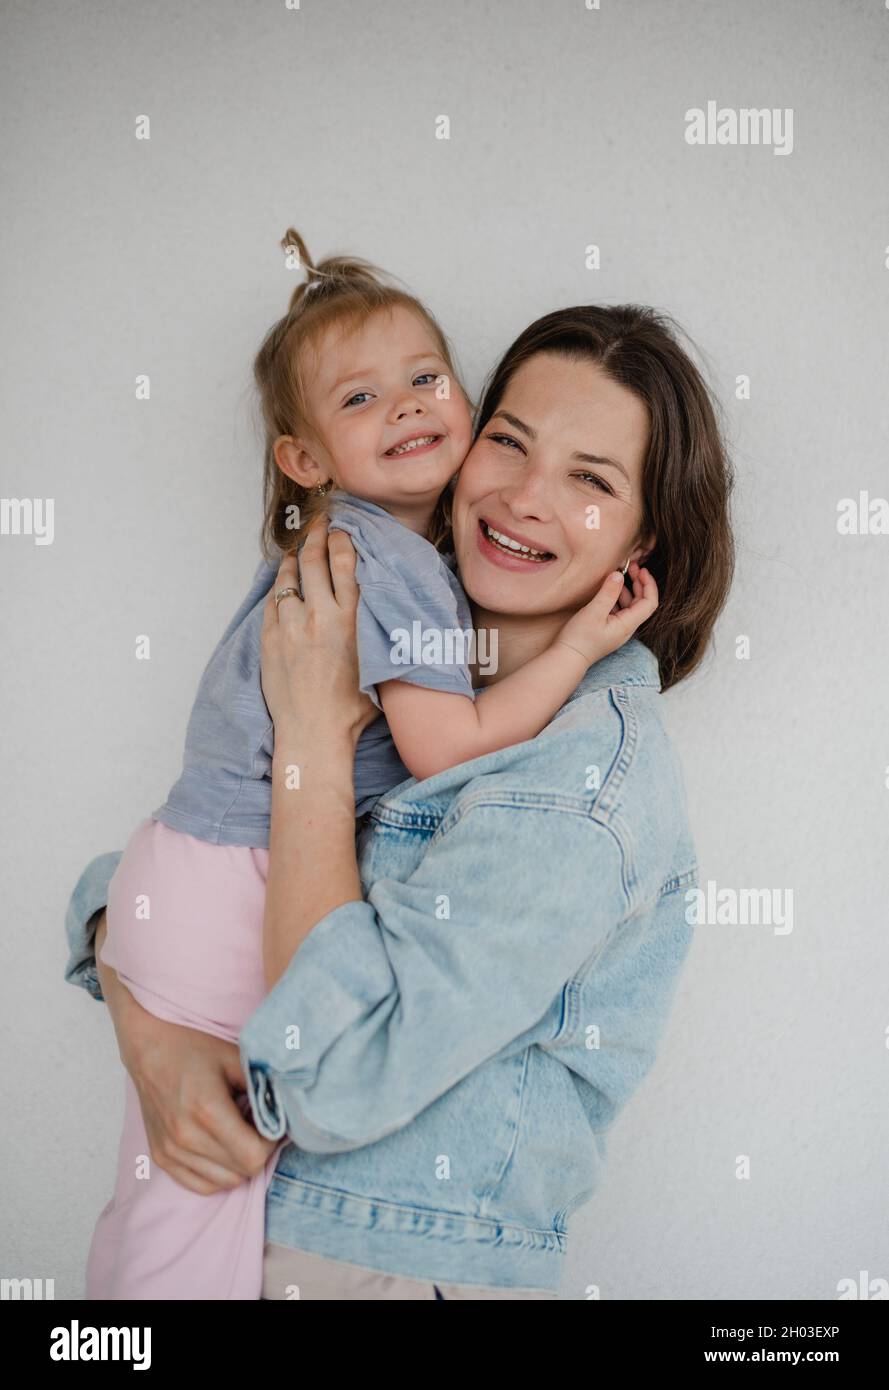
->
<box><xmin>254</xmin><ymin>228</ymin><xmax>467</xmax><ymax>562</ymax></box>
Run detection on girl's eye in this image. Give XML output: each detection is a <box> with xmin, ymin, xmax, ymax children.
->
<box><xmin>575</xmin><ymin>471</ymin><xmax>614</xmax><ymax>496</ymax></box>
<box><xmin>344</xmin><ymin>391</ymin><xmax>374</xmax><ymax>408</ymax></box>
<box><xmin>486</xmin><ymin>432</ymin><xmax>524</xmax><ymax>452</ymax></box>
<box><xmin>413</xmin><ymin>373</ymin><xmax>438</xmax><ymax>386</ymax></box>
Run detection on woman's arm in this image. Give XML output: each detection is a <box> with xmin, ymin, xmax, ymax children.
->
<box><xmin>242</xmin><ymin>766</ymin><xmax>630</xmax><ymax>1154</ymax></box>
<box><xmin>64</xmin><ymin>869</ymin><xmax>279</xmax><ymax>1194</ymax></box>
<box><xmin>376</xmin><ymin>562</ymin><xmax>655</xmax><ymax>780</ymax></box>
<box><xmin>257</xmin><ymin>521</ymin><xmax>382</xmax><ymax>988</ymax></box>
<box><xmin>246</xmin><ymin>524</ymin><xmax>632</xmax><ymax>1154</ymax></box>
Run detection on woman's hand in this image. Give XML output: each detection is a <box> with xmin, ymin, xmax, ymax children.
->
<box><xmin>95</xmin><ymin>913</ymin><xmax>278</xmax><ymax>1195</ymax></box>
<box><xmin>260</xmin><ymin>518</ymin><xmax>381</xmax><ymax>746</ymax></box>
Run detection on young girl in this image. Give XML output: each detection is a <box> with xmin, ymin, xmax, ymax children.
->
<box><xmin>88</xmin><ymin>230</ymin><xmax>641</xmax><ymax>1300</ymax></box>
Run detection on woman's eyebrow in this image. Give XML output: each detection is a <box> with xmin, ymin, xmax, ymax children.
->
<box><xmin>490</xmin><ymin>410</ymin><xmax>630</xmax><ymax>483</ymax></box>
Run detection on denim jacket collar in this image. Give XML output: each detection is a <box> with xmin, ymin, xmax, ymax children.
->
<box><xmin>564</xmin><ymin>637</ymin><xmax>662</xmax><ymax>705</ymax></box>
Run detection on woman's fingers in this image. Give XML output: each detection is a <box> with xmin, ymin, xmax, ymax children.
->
<box><xmin>263</xmin><ymin>550</ymin><xmax>300</xmax><ymax>631</ymax></box>
<box><xmin>326</xmin><ymin>527</ymin><xmax>360</xmax><ymax>609</ymax></box>
<box><xmin>158</xmin><ymin>1143</ymin><xmax>250</xmax><ymax>1194</ymax></box>
<box><xmin>132</xmin><ymin>1030</ymin><xmax>277</xmax><ymax>1192</ymax></box>
<box><xmin>293</xmin><ymin>516</ymin><xmax>336</xmax><ymax>610</ymax></box>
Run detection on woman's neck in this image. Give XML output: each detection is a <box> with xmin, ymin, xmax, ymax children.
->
<box><xmin>468</xmin><ymin>603</ymin><xmax>571</xmax><ymax>689</ymax></box>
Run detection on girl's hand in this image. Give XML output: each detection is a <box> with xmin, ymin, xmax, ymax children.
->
<box><xmin>555</xmin><ymin>560</ymin><xmax>658</xmax><ymax>665</ymax></box>
<box><xmin>260</xmin><ymin>518</ymin><xmax>381</xmax><ymax>746</ymax></box>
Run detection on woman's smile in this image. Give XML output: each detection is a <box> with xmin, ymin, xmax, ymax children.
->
<box><xmin>476</xmin><ymin>516</ymin><xmax>557</xmax><ymax>569</ymax></box>
<box><xmin>452</xmin><ymin>353</ymin><xmax>653</xmax><ymax>621</ymax></box>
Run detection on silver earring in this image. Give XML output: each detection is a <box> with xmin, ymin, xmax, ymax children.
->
<box><xmin>621</xmin><ymin>557</ymin><xmax>630</xmax><ymax>577</ymax></box>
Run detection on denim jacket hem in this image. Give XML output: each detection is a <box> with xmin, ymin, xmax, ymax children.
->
<box><xmin>263</xmin><ymin>1172</ymin><xmax>568</xmax><ymax>1292</ymax></box>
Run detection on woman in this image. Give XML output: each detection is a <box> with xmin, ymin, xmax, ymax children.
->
<box><xmin>65</xmin><ymin>304</ymin><xmax>734</xmax><ymax>1299</ymax></box>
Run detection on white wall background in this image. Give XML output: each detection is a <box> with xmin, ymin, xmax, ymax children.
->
<box><xmin>2</xmin><ymin>0</ymin><xmax>887</xmax><ymax>1300</ymax></box>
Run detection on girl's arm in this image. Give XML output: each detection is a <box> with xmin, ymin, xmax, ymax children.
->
<box><xmin>377</xmin><ymin>563</ymin><xmax>657</xmax><ymax>781</ymax></box>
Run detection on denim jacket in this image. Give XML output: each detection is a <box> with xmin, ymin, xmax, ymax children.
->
<box><xmin>64</xmin><ymin>637</ymin><xmax>698</xmax><ymax>1293</ymax></box>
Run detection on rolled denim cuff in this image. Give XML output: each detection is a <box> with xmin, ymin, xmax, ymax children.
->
<box><xmin>63</xmin><ymin>851</ymin><xmax>123</xmax><ymax>1004</ymax></box>
<box><xmin>243</xmin><ymin>1062</ymin><xmax>288</xmax><ymax>1142</ymax></box>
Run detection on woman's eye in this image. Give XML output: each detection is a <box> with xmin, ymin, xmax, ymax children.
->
<box><xmin>576</xmin><ymin>471</ymin><xmax>614</xmax><ymax>496</ymax></box>
<box><xmin>344</xmin><ymin>391</ymin><xmax>373</xmax><ymax>408</ymax></box>
<box><xmin>486</xmin><ymin>432</ymin><xmax>523</xmax><ymax>452</ymax></box>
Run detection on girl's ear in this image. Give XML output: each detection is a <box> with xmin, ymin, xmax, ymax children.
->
<box><xmin>273</xmin><ymin>435</ymin><xmax>328</xmax><ymax>489</ymax></box>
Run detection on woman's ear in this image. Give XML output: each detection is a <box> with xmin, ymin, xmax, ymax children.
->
<box><xmin>273</xmin><ymin>435</ymin><xmax>329</xmax><ymax>489</ymax></box>
<box><xmin>633</xmin><ymin>528</ymin><xmax>656</xmax><ymax>566</ymax></box>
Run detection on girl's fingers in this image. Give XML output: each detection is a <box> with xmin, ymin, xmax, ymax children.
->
<box><xmin>608</xmin><ymin>567</ymin><xmax>659</xmax><ymax>638</ymax></box>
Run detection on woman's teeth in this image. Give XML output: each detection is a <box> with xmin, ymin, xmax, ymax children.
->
<box><xmin>481</xmin><ymin>520</ymin><xmax>553</xmax><ymax>560</ymax></box>
<box><xmin>386</xmin><ymin>434</ymin><xmax>440</xmax><ymax>456</ymax></box>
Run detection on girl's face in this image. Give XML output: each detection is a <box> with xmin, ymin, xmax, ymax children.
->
<box><xmin>297</xmin><ymin>305</ymin><xmax>473</xmax><ymax>515</ymax></box>
<box><xmin>451</xmin><ymin>352</ymin><xmax>654</xmax><ymax>618</ymax></box>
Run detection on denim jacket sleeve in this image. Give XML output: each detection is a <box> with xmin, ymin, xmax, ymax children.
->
<box><xmin>63</xmin><ymin>851</ymin><xmax>123</xmax><ymax>1003</ymax></box>
<box><xmin>239</xmin><ymin>797</ymin><xmax>631</xmax><ymax>1153</ymax></box>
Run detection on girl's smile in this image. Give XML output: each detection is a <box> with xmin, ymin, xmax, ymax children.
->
<box><xmin>381</xmin><ymin>430</ymin><xmax>446</xmax><ymax>460</ymax></box>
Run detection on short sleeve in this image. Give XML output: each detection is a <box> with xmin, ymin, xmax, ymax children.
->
<box><xmin>322</xmin><ymin>496</ymin><xmax>476</xmax><ymax>711</ymax></box>
<box><xmin>355</xmin><ymin>580</ymin><xmax>476</xmax><ymax>709</ymax></box>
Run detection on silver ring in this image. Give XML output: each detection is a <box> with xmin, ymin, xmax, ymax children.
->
<box><xmin>275</xmin><ymin>585</ymin><xmax>302</xmax><ymax>610</ymax></box>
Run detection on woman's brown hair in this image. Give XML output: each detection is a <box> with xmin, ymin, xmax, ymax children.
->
<box><xmin>254</xmin><ymin>229</ymin><xmax>467</xmax><ymax>562</ymax></box>
<box><xmin>472</xmin><ymin>306</ymin><xmax>735</xmax><ymax>691</ymax></box>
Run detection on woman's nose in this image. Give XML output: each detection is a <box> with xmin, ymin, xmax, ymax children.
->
<box><xmin>502</xmin><ymin>473</ymin><xmax>551</xmax><ymax>517</ymax></box>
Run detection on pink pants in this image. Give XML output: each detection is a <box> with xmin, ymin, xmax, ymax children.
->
<box><xmin>87</xmin><ymin>816</ymin><xmax>287</xmax><ymax>1300</ymax></box>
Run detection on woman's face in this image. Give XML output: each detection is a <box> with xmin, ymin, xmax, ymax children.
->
<box><xmin>451</xmin><ymin>352</ymin><xmax>653</xmax><ymax>618</ymax></box>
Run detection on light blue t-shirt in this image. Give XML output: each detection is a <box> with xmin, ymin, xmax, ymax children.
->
<box><xmin>152</xmin><ymin>490</ymin><xmax>476</xmax><ymax>848</ymax></box>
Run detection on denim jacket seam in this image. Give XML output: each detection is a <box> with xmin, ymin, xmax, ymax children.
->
<box><xmin>588</xmin><ymin>687</ymin><xmax>638</xmax><ymax>820</ymax></box>
<box><xmin>542</xmin><ymin>931</ymin><xmax>617</xmax><ymax>1049</ymax></box>
<box><xmin>268</xmin><ymin>1170</ymin><xmax>565</xmax><ymax>1244</ymax></box>
<box><xmin>542</xmin><ymin>863</ymin><xmax>697</xmax><ymax>1055</ymax></box>
<box><xmin>477</xmin><ymin>1046</ymin><xmax>532</xmax><ymax>1219</ymax></box>
<box><xmin>431</xmin><ymin>789</ymin><xmax>605</xmax><ymax>847</ymax></box>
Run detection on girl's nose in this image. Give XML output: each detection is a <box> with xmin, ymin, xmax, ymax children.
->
<box><xmin>390</xmin><ymin>388</ymin><xmax>428</xmax><ymax>420</ymax></box>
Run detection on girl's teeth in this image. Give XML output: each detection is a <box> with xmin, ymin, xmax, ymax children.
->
<box><xmin>483</xmin><ymin>521</ymin><xmax>550</xmax><ymax>559</ymax></box>
<box><xmin>388</xmin><ymin>435</ymin><xmax>438</xmax><ymax>456</ymax></box>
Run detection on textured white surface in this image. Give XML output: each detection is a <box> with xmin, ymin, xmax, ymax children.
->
<box><xmin>1</xmin><ymin>0</ymin><xmax>886</xmax><ymax>1300</ymax></box>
